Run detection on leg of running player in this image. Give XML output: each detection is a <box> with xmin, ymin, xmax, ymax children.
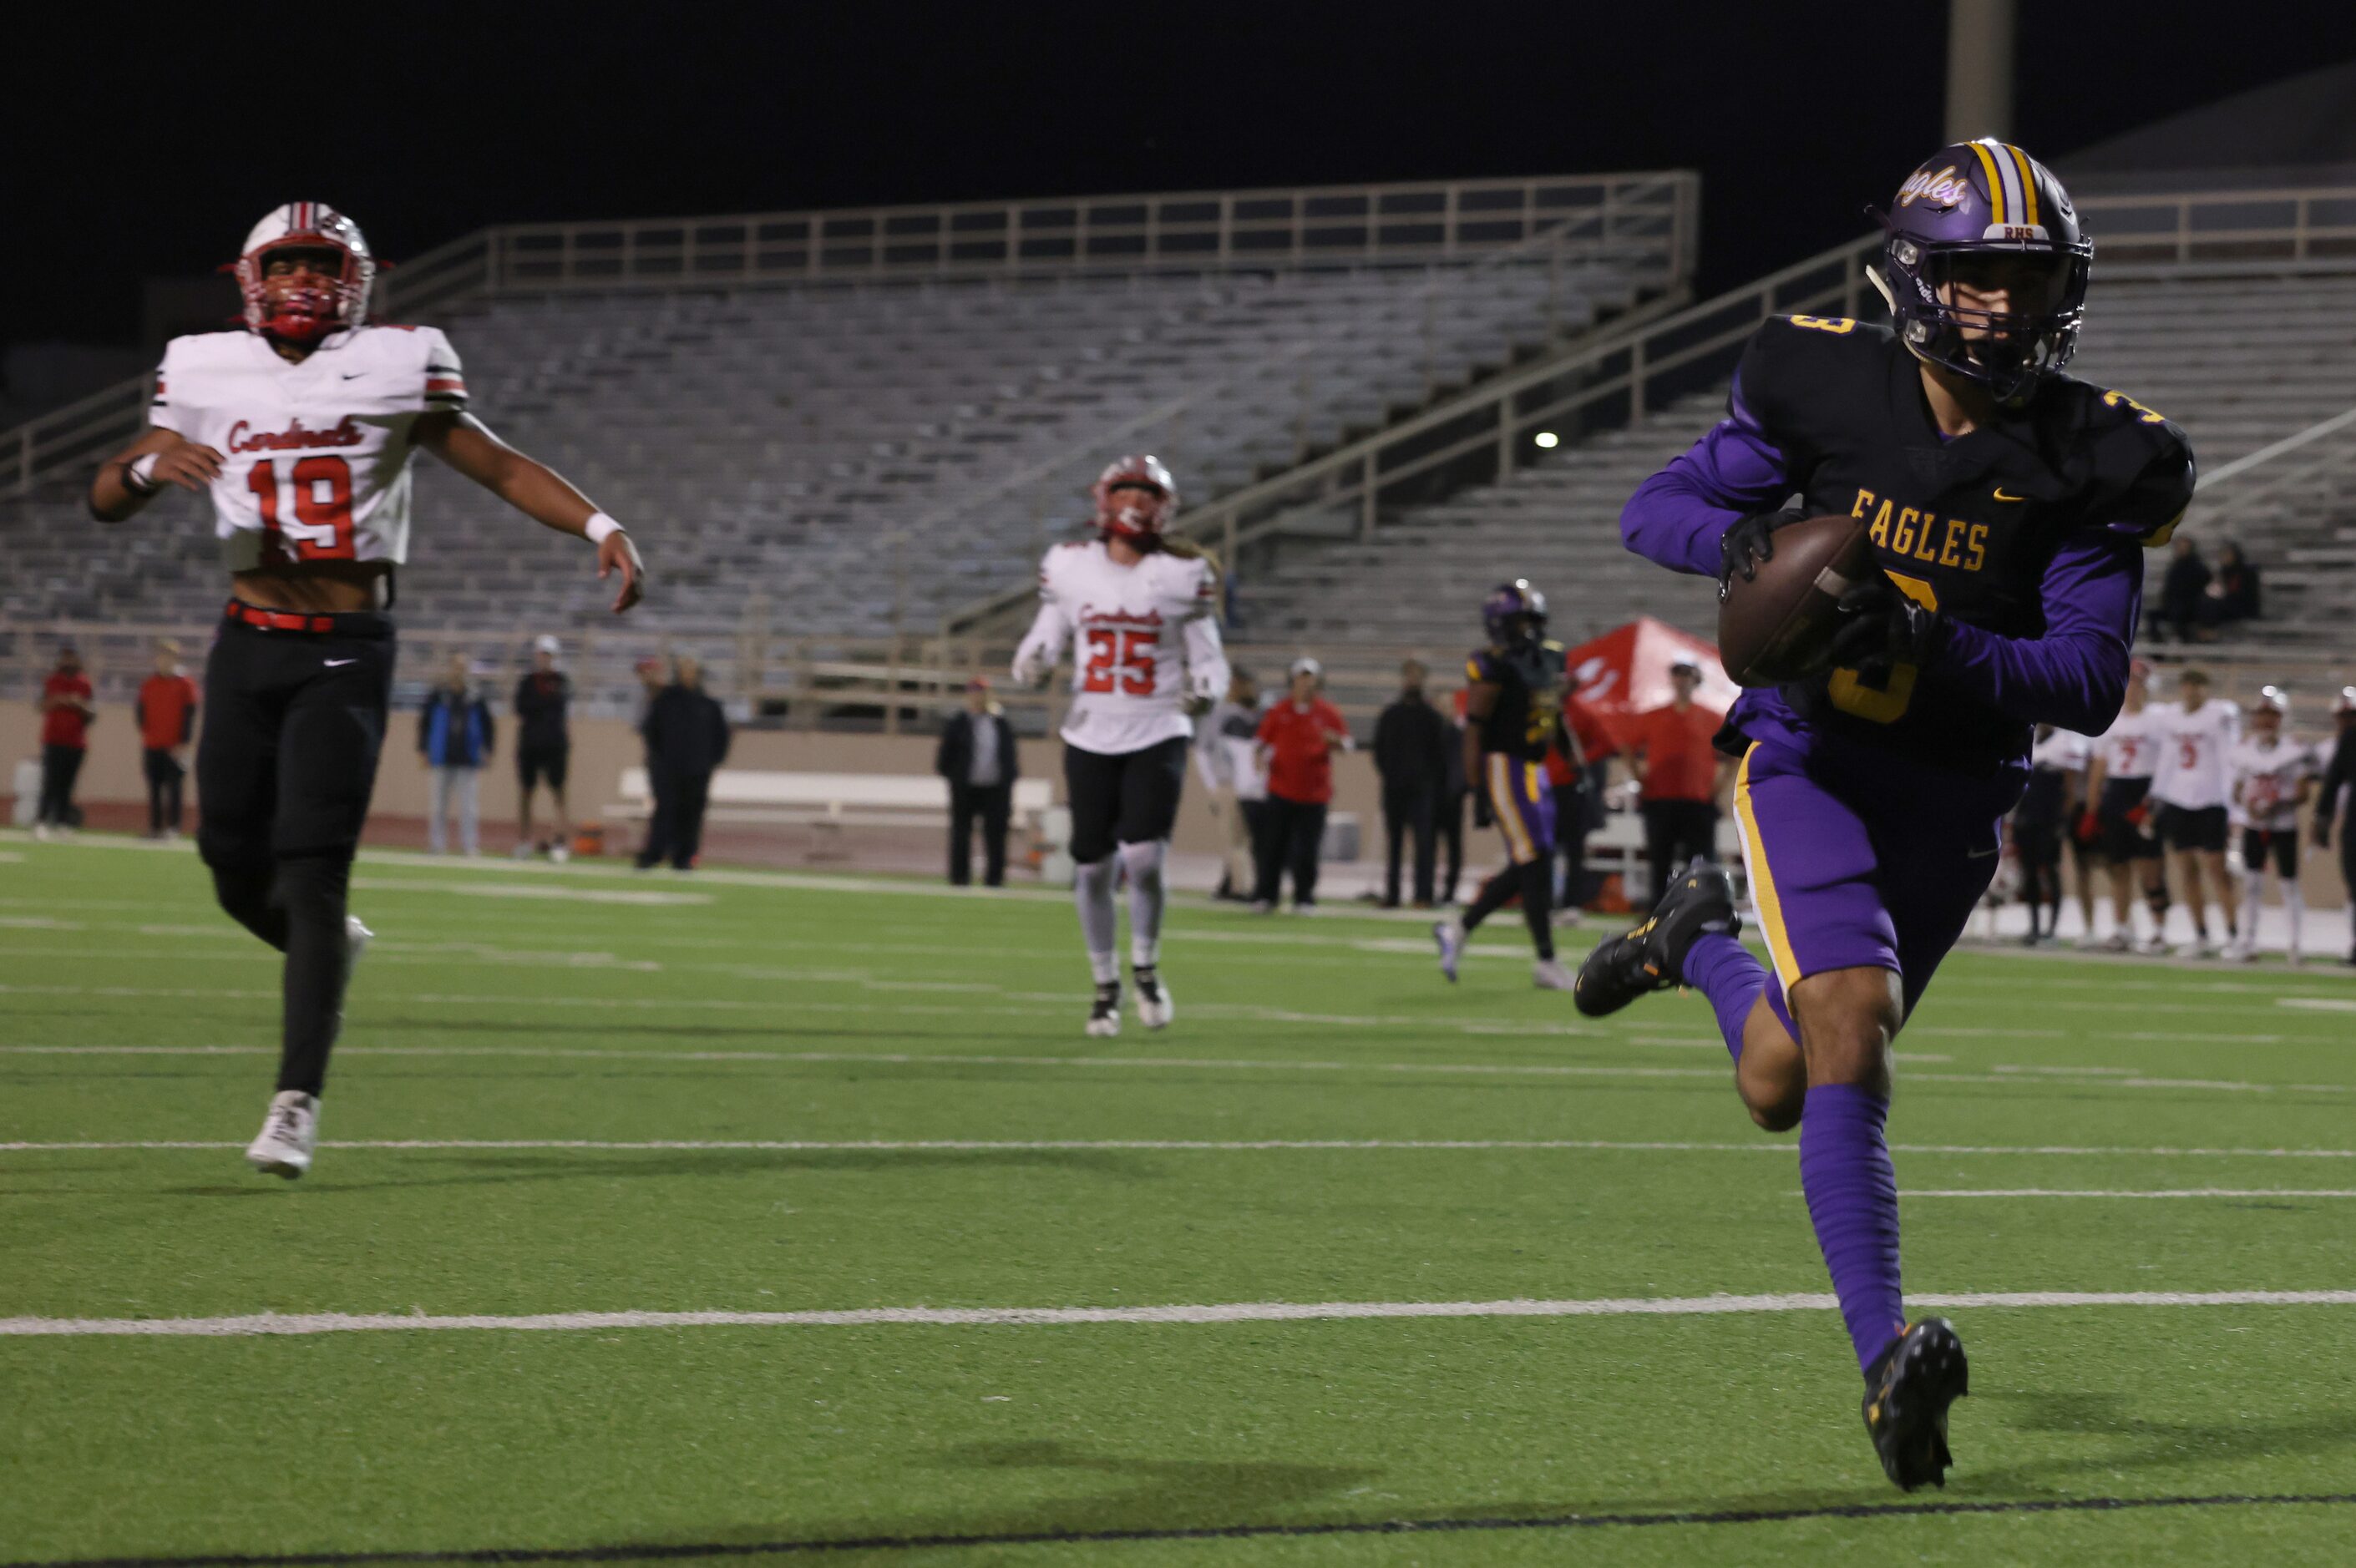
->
<box><xmin>2207</xmin><ymin>845</ymin><xmax>2239</xmax><ymax>947</ymax></box>
<box><xmin>1117</xmin><ymin>738</ymin><xmax>1184</xmax><ymax>1028</ymax></box>
<box><xmin>2168</xmin><ymin>843</ymin><xmax>2206</xmax><ymax>951</ymax></box>
<box><xmin>1063</xmin><ymin>746</ymin><xmax>1124</xmax><ymax>1034</ymax></box>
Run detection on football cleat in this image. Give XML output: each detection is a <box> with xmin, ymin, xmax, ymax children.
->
<box><xmin>1085</xmin><ymin>981</ymin><xmax>1122</xmax><ymax>1039</ymax></box>
<box><xmin>2100</xmin><ymin>931</ymin><xmax>2132</xmax><ymax>953</ymax></box>
<box><xmin>2137</xmin><ymin>932</ymin><xmax>2171</xmax><ymax>956</ymax></box>
<box><xmin>1573</xmin><ymin>862</ymin><xmax>1741</xmax><ymax>1018</ymax></box>
<box><xmin>1532</xmin><ymin>957</ymin><xmax>1573</xmax><ymax>990</ymax></box>
<box><xmin>1433</xmin><ymin>917</ymin><xmax>1466</xmax><ymax>983</ymax></box>
<box><xmin>1862</xmin><ymin>1318</ymin><xmax>1970</xmax><ymax>1490</ymax></box>
<box><xmin>246</xmin><ymin>1090</ymin><xmax>320</xmax><ymax>1179</ymax></box>
<box><xmin>1133</xmin><ymin>967</ymin><xmax>1174</xmax><ymax>1029</ymax></box>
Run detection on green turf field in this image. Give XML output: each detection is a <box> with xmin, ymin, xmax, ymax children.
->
<box><xmin>5</xmin><ymin>833</ymin><xmax>2356</xmax><ymax>1565</ymax></box>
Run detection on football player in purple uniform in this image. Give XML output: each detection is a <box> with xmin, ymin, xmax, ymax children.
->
<box><xmin>1574</xmin><ymin>143</ymin><xmax>2193</xmax><ymax>1488</ymax></box>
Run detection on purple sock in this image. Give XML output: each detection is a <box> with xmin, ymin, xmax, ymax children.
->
<box><xmin>1798</xmin><ymin>1083</ymin><xmax>1905</xmax><ymax>1376</ymax></box>
<box><xmin>1680</xmin><ymin>932</ymin><xmax>1767</xmax><ymax>1064</ymax></box>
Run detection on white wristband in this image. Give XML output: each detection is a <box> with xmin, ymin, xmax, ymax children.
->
<box><xmin>584</xmin><ymin>513</ymin><xmax>623</xmax><ymax>544</ymax></box>
<box><xmin>124</xmin><ymin>453</ymin><xmax>163</xmax><ymax>494</ymax></box>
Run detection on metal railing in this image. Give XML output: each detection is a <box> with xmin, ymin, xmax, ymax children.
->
<box><xmin>942</xmin><ymin>232</ymin><xmax>1887</xmax><ymax>635</ymax></box>
<box><xmin>0</xmin><ymin>173</ymin><xmax>1695</xmax><ymax>501</ymax></box>
<box><xmin>2076</xmin><ymin>185</ymin><xmax>2356</xmax><ymax>266</ymax></box>
<box><xmin>473</xmin><ymin>172</ymin><xmax>1697</xmax><ymax>292</ymax></box>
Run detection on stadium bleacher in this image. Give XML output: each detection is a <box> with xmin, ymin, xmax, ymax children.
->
<box><xmin>0</xmin><ymin>175</ymin><xmax>1690</xmax><ymax>648</ymax></box>
<box><xmin>1243</xmin><ymin>266</ymin><xmax>2356</xmax><ymax>654</ymax></box>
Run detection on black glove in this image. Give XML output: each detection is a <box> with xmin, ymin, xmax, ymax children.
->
<box><xmin>1821</xmin><ymin>574</ymin><xmax>1944</xmax><ymax>679</ymax></box>
<box><xmin>1717</xmin><ymin>507</ymin><xmax>1810</xmax><ymax>601</ymax></box>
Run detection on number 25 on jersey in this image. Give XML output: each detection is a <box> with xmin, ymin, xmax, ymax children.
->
<box><xmin>246</xmin><ymin>455</ymin><xmax>355</xmax><ymax>560</ymax></box>
<box><xmin>1083</xmin><ymin>627</ymin><xmax>1156</xmax><ymax>695</ymax></box>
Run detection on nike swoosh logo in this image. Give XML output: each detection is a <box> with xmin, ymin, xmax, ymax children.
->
<box><xmin>324</xmin><ymin>659</ymin><xmax>357</xmax><ymax>667</ymax></box>
<box><xmin>340</xmin><ymin>372</ymin><xmax>366</xmax><ymax>381</ymax></box>
<box><xmin>1992</xmin><ymin>488</ymin><xmax>2026</xmax><ymax>502</ymax></box>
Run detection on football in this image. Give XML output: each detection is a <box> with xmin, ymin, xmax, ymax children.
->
<box><xmin>1715</xmin><ymin>513</ymin><xmax>1876</xmax><ymax>686</ymax></box>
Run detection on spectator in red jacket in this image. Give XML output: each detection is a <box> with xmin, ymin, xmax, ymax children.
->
<box><xmin>1253</xmin><ymin>657</ymin><xmax>1353</xmax><ymax>912</ymax></box>
<box><xmin>1624</xmin><ymin>660</ymin><xmax>1730</xmax><ymax>901</ymax></box>
<box><xmin>137</xmin><ymin>640</ymin><xmax>201</xmax><ymax>839</ymax></box>
<box><xmin>35</xmin><ymin>645</ymin><xmax>96</xmax><ymax>839</ymax></box>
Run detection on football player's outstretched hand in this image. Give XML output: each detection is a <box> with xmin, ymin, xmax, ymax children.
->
<box><xmin>599</xmin><ymin>529</ymin><xmax>646</xmax><ymax>613</ymax></box>
<box><xmin>152</xmin><ymin>443</ymin><xmax>225</xmax><ymax>493</ymax></box>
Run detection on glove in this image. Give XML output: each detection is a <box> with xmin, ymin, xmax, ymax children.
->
<box><xmin>1716</xmin><ymin>507</ymin><xmax>1810</xmax><ymax>600</ymax></box>
<box><xmin>2075</xmin><ymin>809</ymin><xmax>2101</xmax><ymax>845</ymax></box>
<box><xmin>1821</xmin><ymin>574</ymin><xmax>1943</xmax><ymax>680</ymax></box>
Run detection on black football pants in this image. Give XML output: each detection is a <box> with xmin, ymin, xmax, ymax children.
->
<box><xmin>196</xmin><ymin>612</ymin><xmax>393</xmax><ymax>1098</ymax></box>
<box><xmin>1382</xmin><ymin>787</ymin><xmax>1437</xmax><ymax>905</ymax></box>
<box><xmin>949</xmin><ymin>781</ymin><xmax>1013</xmax><ymax>887</ymax></box>
<box><xmin>37</xmin><ymin>744</ymin><xmax>84</xmax><ymax>827</ymax></box>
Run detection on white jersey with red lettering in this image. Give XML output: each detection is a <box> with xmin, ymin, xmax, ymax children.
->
<box><xmin>2093</xmin><ymin>704</ymin><xmax>2162</xmax><ymax>781</ymax></box>
<box><xmin>149</xmin><ymin>324</ymin><xmax>468</xmax><ymax>571</ymax></box>
<box><xmin>1012</xmin><ymin>539</ymin><xmax>1229</xmax><ymax>756</ymax></box>
<box><xmin>2228</xmin><ymin>734</ymin><xmax>2316</xmax><ymax>832</ymax></box>
<box><xmin>2150</xmin><ymin>698</ymin><xmax>2242</xmax><ymax>811</ymax></box>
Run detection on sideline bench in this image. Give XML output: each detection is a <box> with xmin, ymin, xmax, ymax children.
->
<box><xmin>604</xmin><ymin>768</ymin><xmax>1055</xmax><ymax>831</ymax></box>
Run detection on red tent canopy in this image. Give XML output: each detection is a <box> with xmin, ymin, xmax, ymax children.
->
<box><xmin>1563</xmin><ymin>617</ymin><xmax>1738</xmax><ymax>755</ymax></box>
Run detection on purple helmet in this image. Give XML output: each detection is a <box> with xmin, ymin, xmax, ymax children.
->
<box><xmin>1482</xmin><ymin>579</ymin><xmax>1548</xmax><ymax>646</ymax></box>
<box><xmin>1872</xmin><ymin>139</ymin><xmax>2092</xmax><ymax>402</ymax></box>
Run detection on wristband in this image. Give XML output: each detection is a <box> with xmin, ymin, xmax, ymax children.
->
<box><xmin>584</xmin><ymin>513</ymin><xmax>623</xmax><ymax>544</ymax></box>
<box><xmin>124</xmin><ymin>453</ymin><xmax>163</xmax><ymax>495</ymax></box>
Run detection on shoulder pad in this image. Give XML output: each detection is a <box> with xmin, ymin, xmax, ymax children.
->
<box><xmin>2080</xmin><ymin>386</ymin><xmax>2196</xmax><ymax>547</ymax></box>
<box><xmin>1466</xmin><ymin>649</ymin><xmax>1502</xmax><ymax>685</ymax></box>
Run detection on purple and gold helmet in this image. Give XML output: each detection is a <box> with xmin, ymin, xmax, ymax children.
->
<box><xmin>1872</xmin><ymin>139</ymin><xmax>2092</xmax><ymax>402</ymax></box>
<box><xmin>1482</xmin><ymin>579</ymin><xmax>1548</xmax><ymax>646</ymax></box>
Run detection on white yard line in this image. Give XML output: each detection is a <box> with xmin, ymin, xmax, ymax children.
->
<box><xmin>1896</xmin><ymin>1189</ymin><xmax>2356</xmax><ymax>1199</ymax></box>
<box><xmin>7</xmin><ymin>1131</ymin><xmax>2356</xmax><ymax>1160</ymax></box>
<box><xmin>7</xmin><ymin>1289</ymin><xmax>2356</xmax><ymax>1338</ymax></box>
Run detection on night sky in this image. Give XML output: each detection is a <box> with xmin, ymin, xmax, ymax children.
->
<box><xmin>8</xmin><ymin>1</ymin><xmax>2353</xmax><ymax>356</ymax></box>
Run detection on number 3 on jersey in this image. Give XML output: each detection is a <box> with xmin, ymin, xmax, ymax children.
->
<box><xmin>1083</xmin><ymin>628</ymin><xmax>1157</xmax><ymax>695</ymax></box>
<box><xmin>246</xmin><ymin>455</ymin><xmax>356</xmax><ymax>559</ymax></box>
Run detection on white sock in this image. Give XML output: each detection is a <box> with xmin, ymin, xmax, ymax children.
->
<box><xmin>2285</xmin><ymin>881</ymin><xmax>2303</xmax><ymax>956</ymax></box>
<box><xmin>1118</xmin><ymin>838</ymin><xmax>1168</xmax><ymax>969</ymax></box>
<box><xmin>2241</xmin><ymin>872</ymin><xmax>2264</xmax><ymax>946</ymax></box>
<box><xmin>1073</xmin><ymin>857</ymin><xmax>1121</xmax><ymax>985</ymax></box>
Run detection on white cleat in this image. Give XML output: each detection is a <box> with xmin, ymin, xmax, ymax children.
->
<box><xmin>2136</xmin><ymin>932</ymin><xmax>2170</xmax><ymax>957</ymax></box>
<box><xmin>1533</xmin><ymin>958</ymin><xmax>1575</xmax><ymax>990</ymax></box>
<box><xmin>549</xmin><ymin>842</ymin><xmax>570</xmax><ymax>865</ymax></box>
<box><xmin>1085</xmin><ymin>982</ymin><xmax>1122</xmax><ymax>1039</ymax></box>
<box><xmin>2101</xmin><ymin>932</ymin><xmax>2133</xmax><ymax>953</ymax></box>
<box><xmin>2172</xmin><ymin>939</ymin><xmax>2209</xmax><ymax>961</ymax></box>
<box><xmin>1434</xmin><ymin>918</ymin><xmax>1466</xmax><ymax>983</ymax></box>
<box><xmin>346</xmin><ymin>914</ymin><xmax>373</xmax><ymax>967</ymax></box>
<box><xmin>245</xmin><ymin>1090</ymin><xmax>319</xmax><ymax>1179</ymax></box>
<box><xmin>1133</xmin><ymin>968</ymin><xmax>1174</xmax><ymax>1029</ymax></box>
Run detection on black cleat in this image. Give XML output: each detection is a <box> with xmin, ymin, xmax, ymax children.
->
<box><xmin>1862</xmin><ymin>1318</ymin><xmax>1969</xmax><ymax>1490</ymax></box>
<box><xmin>1572</xmin><ymin>860</ymin><xmax>1741</xmax><ymax>1018</ymax></box>
<box><xmin>1084</xmin><ymin>981</ymin><xmax>1122</xmax><ymax>1039</ymax></box>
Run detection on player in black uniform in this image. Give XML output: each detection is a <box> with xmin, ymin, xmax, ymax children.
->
<box><xmin>2318</xmin><ymin>687</ymin><xmax>2356</xmax><ymax>964</ymax></box>
<box><xmin>1583</xmin><ymin>142</ymin><xmax>2194</xmax><ymax>1488</ymax></box>
<box><xmin>1434</xmin><ymin>580</ymin><xmax>1573</xmax><ymax>989</ymax></box>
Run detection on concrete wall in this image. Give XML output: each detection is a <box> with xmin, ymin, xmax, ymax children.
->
<box><xmin>0</xmin><ymin>703</ymin><xmax>1393</xmax><ymax>862</ymax></box>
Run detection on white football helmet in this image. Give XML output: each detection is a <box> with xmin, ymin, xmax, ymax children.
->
<box><xmin>232</xmin><ymin>203</ymin><xmax>376</xmax><ymax>344</ymax></box>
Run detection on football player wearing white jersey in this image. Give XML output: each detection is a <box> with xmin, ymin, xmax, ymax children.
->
<box><xmin>2085</xmin><ymin>660</ymin><xmax>2170</xmax><ymax>952</ymax></box>
<box><xmin>2150</xmin><ymin>669</ymin><xmax>2242</xmax><ymax>958</ymax></box>
<box><xmin>2227</xmin><ymin>686</ymin><xmax>2318</xmax><ymax>963</ymax></box>
<box><xmin>1012</xmin><ymin>456</ymin><xmax>1229</xmax><ymax>1036</ymax></box>
<box><xmin>89</xmin><ymin>204</ymin><xmax>647</xmax><ymax>1179</ymax></box>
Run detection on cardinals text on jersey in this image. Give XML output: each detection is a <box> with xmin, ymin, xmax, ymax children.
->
<box><xmin>2150</xmin><ymin>699</ymin><xmax>2242</xmax><ymax>811</ymax></box>
<box><xmin>2229</xmin><ymin>735</ymin><xmax>2316</xmax><ymax>831</ymax></box>
<box><xmin>149</xmin><ymin>324</ymin><xmax>467</xmax><ymax>570</ymax></box>
<box><xmin>1015</xmin><ymin>539</ymin><xmax>1229</xmax><ymax>755</ymax></box>
<box><xmin>2095</xmin><ymin>706</ymin><xmax>2161</xmax><ymax>780</ymax></box>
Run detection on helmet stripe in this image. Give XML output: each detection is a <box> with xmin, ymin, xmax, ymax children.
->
<box><xmin>1967</xmin><ymin>141</ymin><xmax>2007</xmax><ymax>224</ymax></box>
<box><xmin>2003</xmin><ymin>144</ymin><xmax>2040</xmax><ymax>228</ymax></box>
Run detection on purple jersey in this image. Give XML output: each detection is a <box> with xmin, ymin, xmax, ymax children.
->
<box><xmin>1621</xmin><ymin>315</ymin><xmax>2194</xmax><ymax>781</ymax></box>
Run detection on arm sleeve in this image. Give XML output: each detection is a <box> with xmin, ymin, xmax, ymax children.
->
<box><xmin>1619</xmin><ymin>345</ymin><xmax>1797</xmax><ymax>577</ymax></box>
<box><xmin>1181</xmin><ymin>611</ymin><xmax>1229</xmax><ymax>701</ymax></box>
<box><xmin>148</xmin><ymin>343</ymin><xmax>185</xmax><ymax>434</ymax></box>
<box><xmin>423</xmin><ymin>330</ymin><xmax>469</xmax><ymax>412</ymax></box>
<box><xmin>1924</xmin><ymin>529</ymin><xmax>2144</xmax><ymax>733</ymax></box>
<box><xmin>1011</xmin><ymin>559</ymin><xmax>1072</xmax><ymax>682</ymax></box>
